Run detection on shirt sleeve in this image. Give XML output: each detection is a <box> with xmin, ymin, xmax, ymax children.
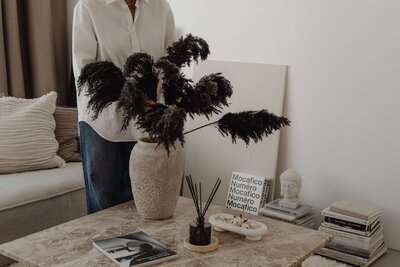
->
<box><xmin>164</xmin><ymin>1</ymin><xmax>177</xmax><ymax>53</ymax></box>
<box><xmin>72</xmin><ymin>1</ymin><xmax>97</xmax><ymax>83</ymax></box>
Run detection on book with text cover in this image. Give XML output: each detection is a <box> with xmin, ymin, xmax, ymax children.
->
<box><xmin>330</xmin><ymin>200</ymin><xmax>382</xmax><ymax>221</ymax></box>
<box><xmin>322</xmin><ymin>207</ymin><xmax>379</xmax><ymax>227</ymax></box>
<box><xmin>320</xmin><ymin>221</ymin><xmax>380</xmax><ymax>237</ymax></box>
<box><xmin>93</xmin><ymin>231</ymin><xmax>178</xmax><ymax>267</ymax></box>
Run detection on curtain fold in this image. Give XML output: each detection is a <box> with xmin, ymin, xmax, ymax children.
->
<box><xmin>0</xmin><ymin>0</ymin><xmax>69</xmax><ymax>105</ymax></box>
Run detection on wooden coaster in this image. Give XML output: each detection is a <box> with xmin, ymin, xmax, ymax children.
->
<box><xmin>183</xmin><ymin>236</ymin><xmax>218</xmax><ymax>252</ymax></box>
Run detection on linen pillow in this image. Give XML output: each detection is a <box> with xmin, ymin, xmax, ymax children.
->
<box><xmin>54</xmin><ymin>107</ymin><xmax>81</xmax><ymax>162</ymax></box>
<box><xmin>0</xmin><ymin>92</ymin><xmax>65</xmax><ymax>174</ymax></box>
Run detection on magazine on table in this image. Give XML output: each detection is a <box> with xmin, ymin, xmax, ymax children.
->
<box><xmin>93</xmin><ymin>231</ymin><xmax>178</xmax><ymax>267</ymax></box>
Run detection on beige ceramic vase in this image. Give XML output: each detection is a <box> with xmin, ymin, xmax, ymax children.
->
<box><xmin>129</xmin><ymin>138</ymin><xmax>183</xmax><ymax>219</ymax></box>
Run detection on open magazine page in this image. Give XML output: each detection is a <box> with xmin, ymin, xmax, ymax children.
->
<box><xmin>93</xmin><ymin>231</ymin><xmax>178</xmax><ymax>267</ymax></box>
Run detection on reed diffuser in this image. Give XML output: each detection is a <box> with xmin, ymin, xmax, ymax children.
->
<box><xmin>185</xmin><ymin>175</ymin><xmax>221</xmax><ymax>246</ymax></box>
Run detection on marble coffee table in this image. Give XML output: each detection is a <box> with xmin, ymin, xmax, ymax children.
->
<box><xmin>0</xmin><ymin>197</ymin><xmax>332</xmax><ymax>267</ymax></box>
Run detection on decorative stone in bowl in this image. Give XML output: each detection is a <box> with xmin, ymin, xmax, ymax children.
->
<box><xmin>209</xmin><ymin>213</ymin><xmax>268</xmax><ymax>241</ymax></box>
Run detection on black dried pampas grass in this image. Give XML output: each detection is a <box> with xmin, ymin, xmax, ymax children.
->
<box><xmin>77</xmin><ymin>34</ymin><xmax>290</xmax><ymax>152</ymax></box>
<box><xmin>77</xmin><ymin>61</ymin><xmax>125</xmax><ymax>120</ymax></box>
<box><xmin>123</xmin><ymin>53</ymin><xmax>159</xmax><ymax>102</ymax></box>
<box><xmin>164</xmin><ymin>33</ymin><xmax>210</xmax><ymax>67</ymax></box>
<box><xmin>118</xmin><ymin>80</ymin><xmax>147</xmax><ymax>130</ymax></box>
<box><xmin>136</xmin><ymin>104</ymin><xmax>187</xmax><ymax>154</ymax></box>
<box><xmin>217</xmin><ymin>110</ymin><xmax>291</xmax><ymax>145</ymax></box>
<box><xmin>179</xmin><ymin>73</ymin><xmax>232</xmax><ymax>118</ymax></box>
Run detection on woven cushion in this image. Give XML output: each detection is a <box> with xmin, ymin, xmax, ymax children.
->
<box><xmin>54</xmin><ymin>107</ymin><xmax>81</xmax><ymax>162</ymax></box>
<box><xmin>0</xmin><ymin>92</ymin><xmax>65</xmax><ymax>174</ymax></box>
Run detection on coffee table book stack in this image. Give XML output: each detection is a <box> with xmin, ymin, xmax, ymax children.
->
<box><xmin>258</xmin><ymin>199</ymin><xmax>314</xmax><ymax>228</ymax></box>
<box><xmin>317</xmin><ymin>200</ymin><xmax>387</xmax><ymax>267</ymax></box>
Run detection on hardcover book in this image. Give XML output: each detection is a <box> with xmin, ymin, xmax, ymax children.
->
<box><xmin>323</xmin><ymin>215</ymin><xmax>379</xmax><ymax>232</ymax></box>
<box><xmin>325</xmin><ymin>237</ymin><xmax>384</xmax><ymax>259</ymax></box>
<box><xmin>330</xmin><ymin>200</ymin><xmax>382</xmax><ymax>221</ymax></box>
<box><xmin>322</xmin><ymin>207</ymin><xmax>379</xmax><ymax>227</ymax></box>
<box><xmin>263</xmin><ymin>199</ymin><xmax>312</xmax><ymax>217</ymax></box>
<box><xmin>317</xmin><ymin>243</ymin><xmax>387</xmax><ymax>266</ymax></box>
<box><xmin>318</xmin><ymin>225</ymin><xmax>382</xmax><ymax>243</ymax></box>
<box><xmin>258</xmin><ymin>207</ymin><xmax>297</xmax><ymax>221</ymax></box>
<box><xmin>325</xmin><ymin>227</ymin><xmax>383</xmax><ymax>251</ymax></box>
<box><xmin>320</xmin><ymin>221</ymin><xmax>380</xmax><ymax>237</ymax></box>
<box><xmin>93</xmin><ymin>231</ymin><xmax>178</xmax><ymax>267</ymax></box>
<box><xmin>259</xmin><ymin>178</ymin><xmax>272</xmax><ymax>208</ymax></box>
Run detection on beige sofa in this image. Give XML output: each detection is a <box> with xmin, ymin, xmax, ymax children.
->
<box><xmin>0</xmin><ymin>163</ymin><xmax>86</xmax><ymax>266</ymax></box>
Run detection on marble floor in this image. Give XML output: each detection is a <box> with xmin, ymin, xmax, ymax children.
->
<box><xmin>367</xmin><ymin>249</ymin><xmax>400</xmax><ymax>266</ymax></box>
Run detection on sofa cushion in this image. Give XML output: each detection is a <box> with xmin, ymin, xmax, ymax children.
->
<box><xmin>0</xmin><ymin>92</ymin><xmax>65</xmax><ymax>174</ymax></box>
<box><xmin>54</xmin><ymin>107</ymin><xmax>81</xmax><ymax>162</ymax></box>
<box><xmin>0</xmin><ymin>162</ymin><xmax>84</xmax><ymax>211</ymax></box>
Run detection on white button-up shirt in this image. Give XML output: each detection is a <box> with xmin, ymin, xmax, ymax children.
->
<box><xmin>72</xmin><ymin>0</ymin><xmax>176</xmax><ymax>141</ymax></box>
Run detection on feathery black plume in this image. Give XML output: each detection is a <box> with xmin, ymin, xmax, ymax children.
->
<box><xmin>136</xmin><ymin>104</ymin><xmax>187</xmax><ymax>153</ymax></box>
<box><xmin>77</xmin><ymin>61</ymin><xmax>125</xmax><ymax>120</ymax></box>
<box><xmin>178</xmin><ymin>73</ymin><xmax>233</xmax><ymax>118</ymax></box>
<box><xmin>118</xmin><ymin>80</ymin><xmax>147</xmax><ymax>130</ymax></box>
<box><xmin>155</xmin><ymin>57</ymin><xmax>191</xmax><ymax>106</ymax></box>
<box><xmin>123</xmin><ymin>53</ymin><xmax>159</xmax><ymax>102</ymax></box>
<box><xmin>217</xmin><ymin>110</ymin><xmax>291</xmax><ymax>145</ymax></box>
<box><xmin>165</xmin><ymin>34</ymin><xmax>210</xmax><ymax>67</ymax></box>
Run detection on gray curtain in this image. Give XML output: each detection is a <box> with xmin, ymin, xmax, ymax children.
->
<box><xmin>0</xmin><ymin>0</ymin><xmax>71</xmax><ymax>105</ymax></box>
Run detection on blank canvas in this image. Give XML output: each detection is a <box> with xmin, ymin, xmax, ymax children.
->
<box><xmin>182</xmin><ymin>60</ymin><xmax>287</xmax><ymax>206</ymax></box>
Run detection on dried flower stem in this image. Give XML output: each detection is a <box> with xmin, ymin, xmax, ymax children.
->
<box><xmin>183</xmin><ymin>121</ymin><xmax>218</xmax><ymax>135</ymax></box>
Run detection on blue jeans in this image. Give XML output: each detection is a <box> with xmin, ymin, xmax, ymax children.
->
<box><xmin>79</xmin><ymin>122</ymin><xmax>136</xmax><ymax>214</ymax></box>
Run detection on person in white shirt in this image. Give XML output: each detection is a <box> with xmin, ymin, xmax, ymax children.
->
<box><xmin>72</xmin><ymin>0</ymin><xmax>177</xmax><ymax>214</ymax></box>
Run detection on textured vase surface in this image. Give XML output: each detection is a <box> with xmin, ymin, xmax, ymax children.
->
<box><xmin>129</xmin><ymin>139</ymin><xmax>183</xmax><ymax>219</ymax></box>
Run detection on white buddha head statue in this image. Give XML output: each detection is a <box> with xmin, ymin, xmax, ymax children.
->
<box><xmin>280</xmin><ymin>168</ymin><xmax>302</xmax><ymax>201</ymax></box>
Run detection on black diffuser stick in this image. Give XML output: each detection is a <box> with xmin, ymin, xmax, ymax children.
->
<box><xmin>203</xmin><ymin>178</ymin><xmax>220</xmax><ymax>211</ymax></box>
<box><xmin>186</xmin><ymin>175</ymin><xmax>200</xmax><ymax>217</ymax></box>
<box><xmin>201</xmin><ymin>178</ymin><xmax>221</xmax><ymax>218</ymax></box>
<box><xmin>185</xmin><ymin>175</ymin><xmax>222</xmax><ymax>220</ymax></box>
<box><xmin>199</xmin><ymin>183</ymin><xmax>202</xmax><ymax>217</ymax></box>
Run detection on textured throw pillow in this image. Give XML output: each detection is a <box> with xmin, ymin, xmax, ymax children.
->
<box><xmin>54</xmin><ymin>107</ymin><xmax>81</xmax><ymax>162</ymax></box>
<box><xmin>0</xmin><ymin>92</ymin><xmax>65</xmax><ymax>174</ymax></box>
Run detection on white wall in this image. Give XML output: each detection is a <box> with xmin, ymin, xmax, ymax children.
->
<box><xmin>65</xmin><ymin>0</ymin><xmax>400</xmax><ymax>250</ymax></box>
<box><xmin>168</xmin><ymin>0</ymin><xmax>400</xmax><ymax>250</ymax></box>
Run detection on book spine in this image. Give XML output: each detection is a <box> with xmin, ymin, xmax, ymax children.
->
<box><xmin>325</xmin><ymin>243</ymin><xmax>370</xmax><ymax>258</ymax></box>
<box><xmin>260</xmin><ymin>214</ymin><xmax>294</xmax><ymax>223</ymax></box>
<box><xmin>324</xmin><ymin>216</ymin><xmax>367</xmax><ymax>231</ymax></box>
<box><xmin>317</xmin><ymin>247</ymin><xmax>367</xmax><ymax>266</ymax></box>
<box><xmin>321</xmin><ymin>222</ymin><xmax>372</xmax><ymax>237</ymax></box>
<box><xmin>323</xmin><ymin>208</ymin><xmax>369</xmax><ymax>225</ymax></box>
<box><xmin>319</xmin><ymin>226</ymin><xmax>370</xmax><ymax>243</ymax></box>
<box><xmin>330</xmin><ymin>204</ymin><xmax>381</xmax><ymax>222</ymax></box>
<box><xmin>329</xmin><ymin>236</ymin><xmax>370</xmax><ymax>250</ymax></box>
<box><xmin>259</xmin><ymin>208</ymin><xmax>296</xmax><ymax>221</ymax></box>
<box><xmin>328</xmin><ymin>240</ymin><xmax>371</xmax><ymax>254</ymax></box>
<box><xmin>259</xmin><ymin>180</ymin><xmax>270</xmax><ymax>207</ymax></box>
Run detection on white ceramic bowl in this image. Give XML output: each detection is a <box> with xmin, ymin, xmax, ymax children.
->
<box><xmin>208</xmin><ymin>213</ymin><xmax>268</xmax><ymax>241</ymax></box>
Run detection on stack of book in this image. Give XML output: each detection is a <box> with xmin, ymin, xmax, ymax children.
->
<box><xmin>258</xmin><ymin>199</ymin><xmax>314</xmax><ymax>228</ymax></box>
<box><xmin>317</xmin><ymin>200</ymin><xmax>387</xmax><ymax>267</ymax></box>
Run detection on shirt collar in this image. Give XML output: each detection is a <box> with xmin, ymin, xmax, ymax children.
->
<box><xmin>102</xmin><ymin>0</ymin><xmax>149</xmax><ymax>5</ymax></box>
